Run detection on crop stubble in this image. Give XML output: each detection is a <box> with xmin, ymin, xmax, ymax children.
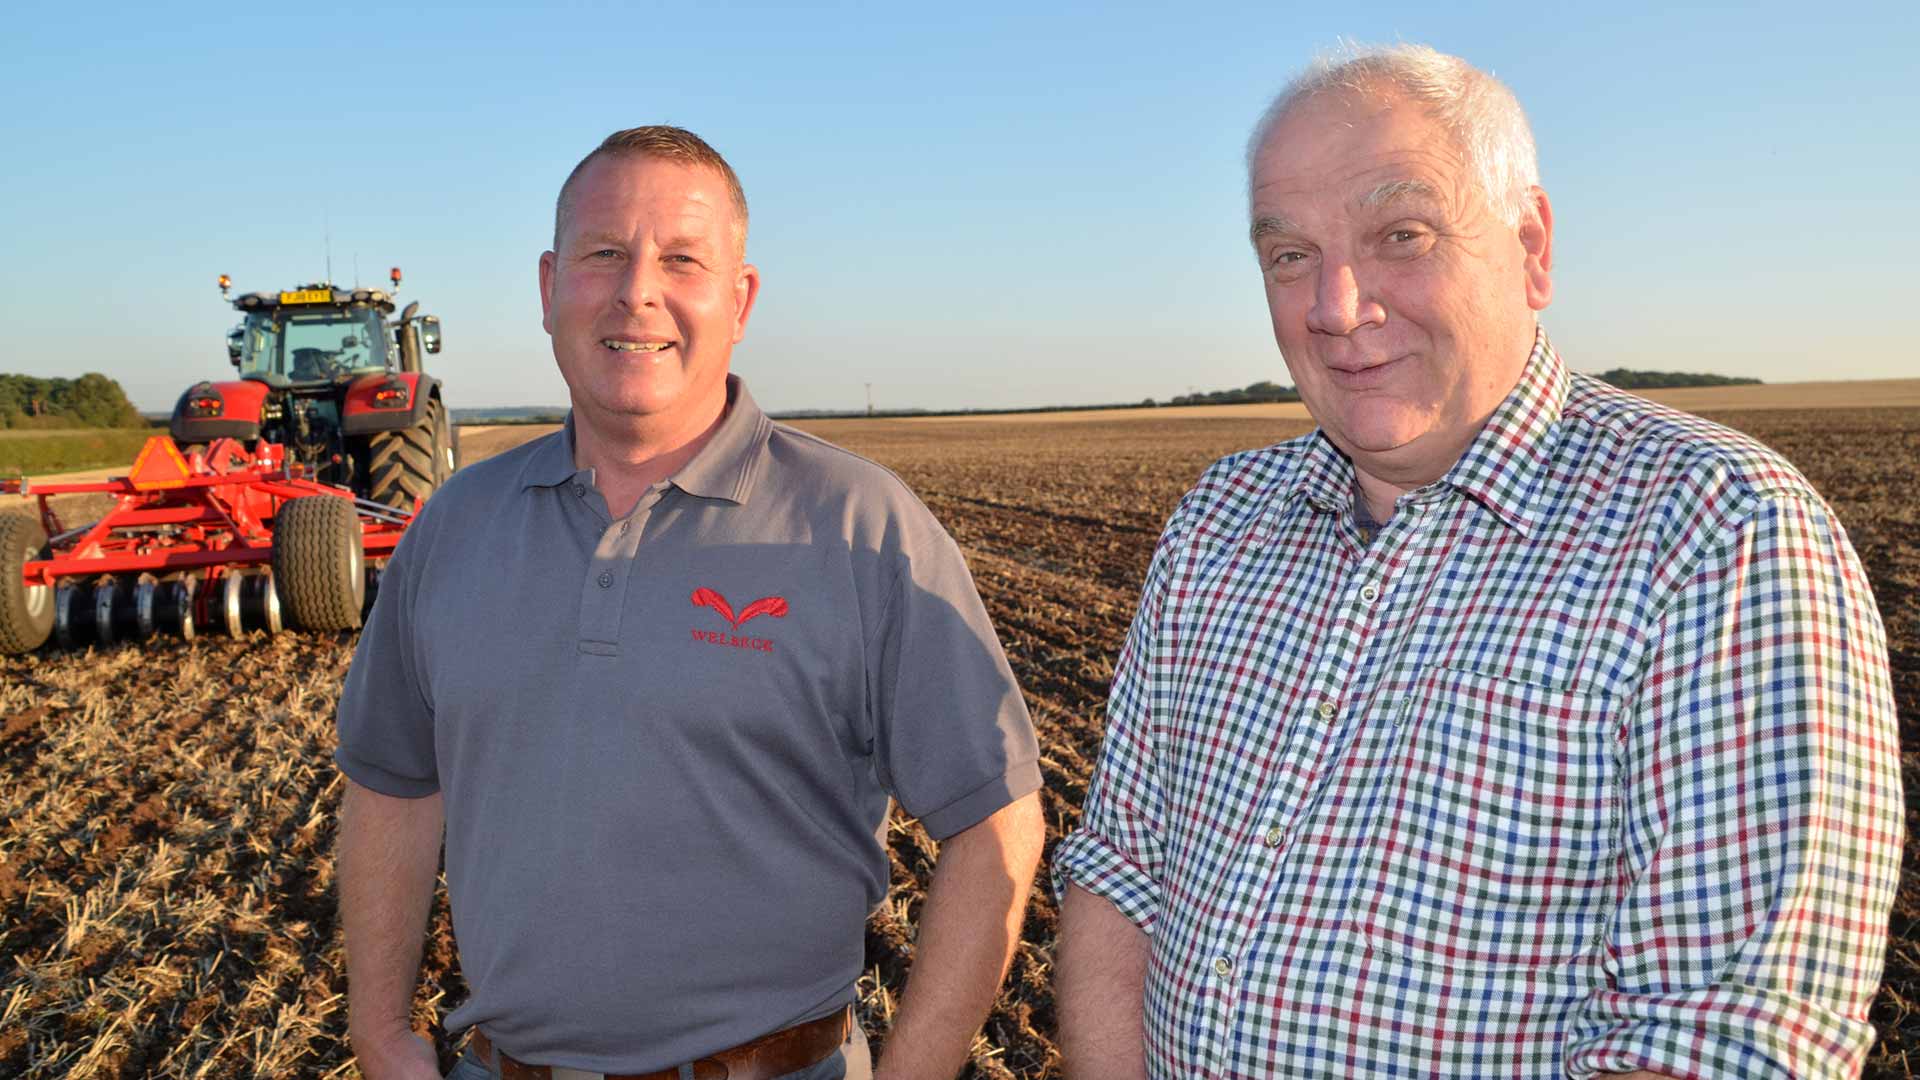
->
<box><xmin>1</xmin><ymin>407</ymin><xmax>1915</xmax><ymax>1077</ymax></box>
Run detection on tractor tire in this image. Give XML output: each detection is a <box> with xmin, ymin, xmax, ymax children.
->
<box><xmin>0</xmin><ymin>513</ymin><xmax>54</xmax><ymax>654</ymax></box>
<box><xmin>368</xmin><ymin>398</ymin><xmax>447</xmax><ymax>511</ymax></box>
<box><xmin>434</xmin><ymin>400</ymin><xmax>457</xmax><ymax>486</ymax></box>
<box><xmin>272</xmin><ymin>496</ymin><xmax>365</xmax><ymax>631</ymax></box>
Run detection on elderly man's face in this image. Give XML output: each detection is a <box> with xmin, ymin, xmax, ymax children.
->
<box><xmin>1249</xmin><ymin>90</ymin><xmax>1551</xmax><ymax>490</ymax></box>
<box><xmin>539</xmin><ymin>155</ymin><xmax>758</xmax><ymax>438</ymax></box>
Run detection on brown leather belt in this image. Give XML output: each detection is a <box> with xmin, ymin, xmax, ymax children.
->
<box><xmin>467</xmin><ymin>1006</ymin><xmax>852</xmax><ymax>1080</ymax></box>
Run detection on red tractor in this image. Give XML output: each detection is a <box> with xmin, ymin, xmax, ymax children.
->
<box><xmin>0</xmin><ymin>270</ymin><xmax>454</xmax><ymax>653</ymax></box>
<box><xmin>178</xmin><ymin>269</ymin><xmax>456</xmax><ymax>509</ymax></box>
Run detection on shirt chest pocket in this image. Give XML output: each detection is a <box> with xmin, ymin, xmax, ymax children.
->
<box><xmin>1353</xmin><ymin>667</ymin><xmax>1620</xmax><ymax>971</ymax></box>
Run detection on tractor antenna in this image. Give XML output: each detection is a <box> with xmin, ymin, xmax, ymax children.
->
<box><xmin>353</xmin><ymin>253</ymin><xmax>360</xmax><ymax>288</ymax></box>
<box><xmin>324</xmin><ymin>209</ymin><xmax>333</xmax><ymax>285</ymax></box>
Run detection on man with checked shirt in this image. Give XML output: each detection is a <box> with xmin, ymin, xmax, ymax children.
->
<box><xmin>1053</xmin><ymin>44</ymin><xmax>1900</xmax><ymax>1079</ymax></box>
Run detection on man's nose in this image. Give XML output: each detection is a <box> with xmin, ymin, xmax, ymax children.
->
<box><xmin>1305</xmin><ymin>260</ymin><xmax>1385</xmax><ymax>335</ymax></box>
<box><xmin>615</xmin><ymin>256</ymin><xmax>660</xmax><ymax>310</ymax></box>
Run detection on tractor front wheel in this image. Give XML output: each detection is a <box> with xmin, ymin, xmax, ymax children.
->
<box><xmin>0</xmin><ymin>513</ymin><xmax>54</xmax><ymax>654</ymax></box>
<box><xmin>368</xmin><ymin>398</ymin><xmax>449</xmax><ymax>511</ymax></box>
<box><xmin>272</xmin><ymin>496</ymin><xmax>365</xmax><ymax>631</ymax></box>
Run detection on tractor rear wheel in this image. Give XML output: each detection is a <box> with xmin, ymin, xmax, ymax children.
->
<box><xmin>434</xmin><ymin>399</ymin><xmax>457</xmax><ymax>486</ymax></box>
<box><xmin>367</xmin><ymin>398</ymin><xmax>448</xmax><ymax>511</ymax></box>
<box><xmin>272</xmin><ymin>496</ymin><xmax>365</xmax><ymax>631</ymax></box>
<box><xmin>0</xmin><ymin>513</ymin><xmax>54</xmax><ymax>654</ymax></box>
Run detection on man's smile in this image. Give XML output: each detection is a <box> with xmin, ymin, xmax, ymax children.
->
<box><xmin>602</xmin><ymin>338</ymin><xmax>674</xmax><ymax>353</ymax></box>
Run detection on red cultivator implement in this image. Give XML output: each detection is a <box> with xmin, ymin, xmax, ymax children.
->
<box><xmin>1</xmin><ymin>435</ymin><xmax>411</xmax><ymax>653</ymax></box>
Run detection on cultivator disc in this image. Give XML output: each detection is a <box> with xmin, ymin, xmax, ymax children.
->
<box><xmin>1</xmin><ymin>435</ymin><xmax>411</xmax><ymax>653</ymax></box>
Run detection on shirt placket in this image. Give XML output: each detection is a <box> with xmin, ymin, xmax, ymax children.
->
<box><xmin>1207</xmin><ymin>499</ymin><xmax>1435</xmax><ymax>1073</ymax></box>
<box><xmin>576</xmin><ymin>481</ymin><xmax>667</xmax><ymax>654</ymax></box>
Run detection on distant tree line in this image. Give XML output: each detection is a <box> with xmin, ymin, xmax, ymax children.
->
<box><xmin>0</xmin><ymin>373</ymin><xmax>147</xmax><ymax>429</ymax></box>
<box><xmin>1152</xmin><ymin>369</ymin><xmax>1760</xmax><ymax>409</ymax></box>
<box><xmin>1593</xmin><ymin>369</ymin><xmax>1761</xmax><ymax>389</ymax></box>
<box><xmin>1165</xmin><ymin>380</ymin><xmax>1302</xmax><ymax>406</ymax></box>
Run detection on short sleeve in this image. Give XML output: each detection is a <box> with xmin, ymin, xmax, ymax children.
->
<box><xmin>865</xmin><ymin>523</ymin><xmax>1040</xmax><ymax>841</ymax></box>
<box><xmin>1563</xmin><ymin>493</ymin><xmax>1902</xmax><ymax>1079</ymax></box>
<box><xmin>1050</xmin><ymin>507</ymin><xmax>1181</xmax><ymax>931</ymax></box>
<box><xmin>333</xmin><ymin>503</ymin><xmax>441</xmax><ymax>798</ymax></box>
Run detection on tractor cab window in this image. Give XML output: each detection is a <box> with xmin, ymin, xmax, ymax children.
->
<box><xmin>240</xmin><ymin>309</ymin><xmax>388</xmax><ymax>383</ymax></box>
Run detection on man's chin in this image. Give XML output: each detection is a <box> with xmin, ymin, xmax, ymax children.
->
<box><xmin>1321</xmin><ymin>406</ymin><xmax>1430</xmax><ymax>458</ymax></box>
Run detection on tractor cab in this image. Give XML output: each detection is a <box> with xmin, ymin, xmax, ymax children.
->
<box><xmin>230</xmin><ymin>285</ymin><xmax>397</xmax><ymax>388</ymax></box>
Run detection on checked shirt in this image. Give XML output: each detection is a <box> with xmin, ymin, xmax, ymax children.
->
<box><xmin>1053</xmin><ymin>331</ymin><xmax>1901</xmax><ymax>1079</ymax></box>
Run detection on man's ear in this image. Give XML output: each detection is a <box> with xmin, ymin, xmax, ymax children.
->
<box><xmin>731</xmin><ymin>262</ymin><xmax>762</xmax><ymax>344</ymax></box>
<box><xmin>1520</xmin><ymin>186</ymin><xmax>1553</xmax><ymax>311</ymax></box>
<box><xmin>538</xmin><ymin>251</ymin><xmax>557</xmax><ymax>334</ymax></box>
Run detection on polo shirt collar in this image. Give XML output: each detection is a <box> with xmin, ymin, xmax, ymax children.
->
<box><xmin>516</xmin><ymin>375</ymin><xmax>773</xmax><ymax>506</ymax></box>
<box><xmin>670</xmin><ymin>376</ymin><xmax>772</xmax><ymax>504</ymax></box>
<box><xmin>517</xmin><ymin>414</ymin><xmax>581</xmax><ymax>490</ymax></box>
<box><xmin>1287</xmin><ymin>326</ymin><xmax>1565</xmax><ymax>538</ymax></box>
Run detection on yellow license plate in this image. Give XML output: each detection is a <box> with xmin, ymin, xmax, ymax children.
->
<box><xmin>279</xmin><ymin>288</ymin><xmax>333</xmax><ymax>305</ymax></box>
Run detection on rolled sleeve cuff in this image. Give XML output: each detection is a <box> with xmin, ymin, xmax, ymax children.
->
<box><xmin>1564</xmin><ymin>984</ymin><xmax>1876</xmax><ymax>1080</ymax></box>
<box><xmin>916</xmin><ymin>759</ymin><xmax>1042</xmax><ymax>841</ymax></box>
<box><xmin>1050</xmin><ymin>827</ymin><xmax>1161</xmax><ymax>931</ymax></box>
<box><xmin>334</xmin><ymin>747</ymin><xmax>440</xmax><ymax>799</ymax></box>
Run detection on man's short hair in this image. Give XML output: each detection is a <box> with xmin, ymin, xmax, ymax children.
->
<box><xmin>553</xmin><ymin>125</ymin><xmax>750</xmax><ymax>258</ymax></box>
<box><xmin>1248</xmin><ymin>44</ymin><xmax>1539</xmax><ymax>227</ymax></box>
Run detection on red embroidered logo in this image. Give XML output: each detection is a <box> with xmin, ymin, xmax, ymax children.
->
<box><xmin>689</xmin><ymin>587</ymin><xmax>787</xmax><ymax>653</ymax></box>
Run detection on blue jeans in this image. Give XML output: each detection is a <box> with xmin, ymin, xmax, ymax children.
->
<box><xmin>445</xmin><ymin>1023</ymin><xmax>872</xmax><ymax>1080</ymax></box>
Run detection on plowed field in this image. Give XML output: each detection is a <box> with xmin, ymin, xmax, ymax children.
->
<box><xmin>3</xmin><ymin>406</ymin><xmax>1916</xmax><ymax>1078</ymax></box>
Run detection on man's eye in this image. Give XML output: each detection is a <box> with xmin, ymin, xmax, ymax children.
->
<box><xmin>1385</xmin><ymin>229</ymin><xmax>1424</xmax><ymax>244</ymax></box>
<box><xmin>587</xmin><ymin>249</ymin><xmax>621</xmax><ymax>260</ymax></box>
<box><xmin>1268</xmin><ymin>251</ymin><xmax>1306</xmax><ymax>268</ymax></box>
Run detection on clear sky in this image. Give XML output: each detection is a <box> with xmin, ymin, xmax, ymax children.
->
<box><xmin>3</xmin><ymin>1</ymin><xmax>1913</xmax><ymax>414</ymax></box>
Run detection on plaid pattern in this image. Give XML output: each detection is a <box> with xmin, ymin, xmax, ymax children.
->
<box><xmin>1054</xmin><ymin>330</ymin><xmax>1902</xmax><ymax>1079</ymax></box>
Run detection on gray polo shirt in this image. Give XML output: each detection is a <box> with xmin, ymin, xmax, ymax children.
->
<box><xmin>334</xmin><ymin>376</ymin><xmax>1039</xmax><ymax>1074</ymax></box>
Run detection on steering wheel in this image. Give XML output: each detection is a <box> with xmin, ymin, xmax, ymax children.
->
<box><xmin>291</xmin><ymin>347</ymin><xmax>348</xmax><ymax>380</ymax></box>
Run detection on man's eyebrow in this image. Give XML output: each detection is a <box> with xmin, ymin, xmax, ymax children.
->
<box><xmin>568</xmin><ymin>230</ymin><xmax>626</xmax><ymax>249</ymax></box>
<box><xmin>658</xmin><ymin>233</ymin><xmax>716</xmax><ymax>252</ymax></box>
<box><xmin>1358</xmin><ymin>179</ymin><xmax>1441</xmax><ymax>211</ymax></box>
<box><xmin>1249</xmin><ymin>215</ymin><xmax>1300</xmax><ymax>246</ymax></box>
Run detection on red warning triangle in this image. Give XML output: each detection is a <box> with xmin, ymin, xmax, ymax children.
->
<box><xmin>129</xmin><ymin>437</ymin><xmax>192</xmax><ymax>491</ymax></box>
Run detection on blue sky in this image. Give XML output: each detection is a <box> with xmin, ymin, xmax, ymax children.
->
<box><xmin>2</xmin><ymin>2</ymin><xmax>1913</xmax><ymax>413</ymax></box>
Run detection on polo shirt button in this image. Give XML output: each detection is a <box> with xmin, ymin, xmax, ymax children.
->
<box><xmin>1213</xmin><ymin>956</ymin><xmax>1233</xmax><ymax>978</ymax></box>
<box><xmin>597</xmin><ymin>571</ymin><xmax>614</xmax><ymax>588</ymax></box>
<box><xmin>572</xmin><ymin>483</ymin><xmax>586</xmax><ymax>497</ymax></box>
<box><xmin>1317</xmin><ymin>701</ymin><xmax>1337</xmax><ymax>722</ymax></box>
<box><xmin>1264</xmin><ymin>825</ymin><xmax>1285</xmax><ymax>847</ymax></box>
<box><xmin>1359</xmin><ymin>583</ymin><xmax>1379</xmax><ymax>604</ymax></box>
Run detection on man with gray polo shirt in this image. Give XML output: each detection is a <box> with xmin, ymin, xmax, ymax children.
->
<box><xmin>335</xmin><ymin>126</ymin><xmax>1045</xmax><ymax>1080</ymax></box>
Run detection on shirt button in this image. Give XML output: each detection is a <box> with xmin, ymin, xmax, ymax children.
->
<box><xmin>1213</xmin><ymin>956</ymin><xmax>1233</xmax><ymax>978</ymax></box>
<box><xmin>619</xmin><ymin>521</ymin><xmax>631</xmax><ymax>535</ymax></box>
<box><xmin>1316</xmin><ymin>701</ymin><xmax>1337</xmax><ymax>722</ymax></box>
<box><xmin>572</xmin><ymin>483</ymin><xmax>586</xmax><ymax>497</ymax></box>
<box><xmin>596</xmin><ymin>571</ymin><xmax>614</xmax><ymax>588</ymax></box>
<box><xmin>1264</xmin><ymin>825</ymin><xmax>1285</xmax><ymax>847</ymax></box>
<box><xmin>1359</xmin><ymin>583</ymin><xmax>1379</xmax><ymax>604</ymax></box>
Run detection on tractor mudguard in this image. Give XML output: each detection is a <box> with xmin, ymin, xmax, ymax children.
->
<box><xmin>170</xmin><ymin>380</ymin><xmax>269</xmax><ymax>443</ymax></box>
<box><xmin>340</xmin><ymin>372</ymin><xmax>440</xmax><ymax>436</ymax></box>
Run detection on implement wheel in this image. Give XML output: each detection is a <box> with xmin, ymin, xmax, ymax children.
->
<box><xmin>272</xmin><ymin>496</ymin><xmax>366</xmax><ymax>631</ymax></box>
<box><xmin>368</xmin><ymin>398</ymin><xmax>448</xmax><ymax>511</ymax></box>
<box><xmin>0</xmin><ymin>513</ymin><xmax>54</xmax><ymax>654</ymax></box>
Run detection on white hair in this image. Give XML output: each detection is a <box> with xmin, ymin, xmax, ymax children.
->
<box><xmin>1247</xmin><ymin>43</ymin><xmax>1540</xmax><ymax>227</ymax></box>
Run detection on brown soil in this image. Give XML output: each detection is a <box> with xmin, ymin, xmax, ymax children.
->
<box><xmin>1</xmin><ymin>406</ymin><xmax>1915</xmax><ymax>1077</ymax></box>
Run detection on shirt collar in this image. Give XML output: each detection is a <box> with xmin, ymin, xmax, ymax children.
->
<box><xmin>1439</xmin><ymin>326</ymin><xmax>1563</xmax><ymax>538</ymax></box>
<box><xmin>517</xmin><ymin>375</ymin><xmax>773</xmax><ymax>505</ymax></box>
<box><xmin>1288</xmin><ymin>326</ymin><xmax>1565</xmax><ymax>538</ymax></box>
